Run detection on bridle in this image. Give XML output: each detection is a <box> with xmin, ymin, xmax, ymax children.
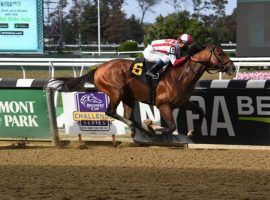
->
<box><xmin>205</xmin><ymin>46</ymin><xmax>234</xmax><ymax>73</ymax></box>
<box><xmin>177</xmin><ymin>45</ymin><xmax>234</xmax><ymax>81</ymax></box>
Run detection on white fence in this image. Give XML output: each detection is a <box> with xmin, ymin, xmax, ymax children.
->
<box><xmin>231</xmin><ymin>57</ymin><xmax>270</xmax><ymax>79</ymax></box>
<box><xmin>0</xmin><ymin>58</ymin><xmax>118</xmax><ymax>78</ymax></box>
<box><xmin>59</xmin><ymin>43</ymin><xmax>236</xmax><ymax>55</ymax></box>
<box><xmin>0</xmin><ymin>57</ymin><xmax>270</xmax><ymax>79</ymax></box>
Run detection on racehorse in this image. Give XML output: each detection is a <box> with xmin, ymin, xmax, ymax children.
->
<box><xmin>48</xmin><ymin>44</ymin><xmax>235</xmax><ymax>138</ymax></box>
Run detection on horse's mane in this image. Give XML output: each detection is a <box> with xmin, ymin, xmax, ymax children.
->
<box><xmin>187</xmin><ymin>43</ymin><xmax>206</xmax><ymax>57</ymax></box>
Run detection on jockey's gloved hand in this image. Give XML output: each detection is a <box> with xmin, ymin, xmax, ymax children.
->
<box><xmin>173</xmin><ymin>57</ymin><xmax>187</xmax><ymax>67</ymax></box>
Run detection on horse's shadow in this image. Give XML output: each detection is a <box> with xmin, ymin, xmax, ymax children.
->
<box><xmin>132</xmin><ymin>128</ymin><xmax>194</xmax><ymax>145</ymax></box>
<box><xmin>132</xmin><ymin>120</ymin><xmax>194</xmax><ymax>145</ymax></box>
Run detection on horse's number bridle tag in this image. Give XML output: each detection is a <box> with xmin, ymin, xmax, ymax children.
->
<box><xmin>132</xmin><ymin>62</ymin><xmax>143</xmax><ymax>76</ymax></box>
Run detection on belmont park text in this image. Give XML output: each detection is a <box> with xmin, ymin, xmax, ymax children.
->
<box><xmin>0</xmin><ymin>101</ymin><xmax>38</xmax><ymax>127</ymax></box>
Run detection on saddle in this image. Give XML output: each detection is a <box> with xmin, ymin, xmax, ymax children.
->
<box><xmin>129</xmin><ymin>58</ymin><xmax>169</xmax><ymax>104</ymax></box>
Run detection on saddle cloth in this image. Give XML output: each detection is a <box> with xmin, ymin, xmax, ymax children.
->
<box><xmin>129</xmin><ymin>58</ymin><xmax>167</xmax><ymax>104</ymax></box>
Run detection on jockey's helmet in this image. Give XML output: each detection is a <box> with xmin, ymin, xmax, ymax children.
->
<box><xmin>178</xmin><ymin>34</ymin><xmax>193</xmax><ymax>45</ymax></box>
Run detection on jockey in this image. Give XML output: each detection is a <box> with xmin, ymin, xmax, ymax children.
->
<box><xmin>143</xmin><ymin>33</ymin><xmax>193</xmax><ymax>79</ymax></box>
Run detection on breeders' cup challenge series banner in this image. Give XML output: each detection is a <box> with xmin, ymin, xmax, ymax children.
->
<box><xmin>0</xmin><ymin>0</ymin><xmax>43</xmax><ymax>53</ymax></box>
<box><xmin>62</xmin><ymin>92</ymin><xmax>127</xmax><ymax>135</ymax></box>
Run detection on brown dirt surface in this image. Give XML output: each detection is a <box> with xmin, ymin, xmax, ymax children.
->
<box><xmin>0</xmin><ymin>146</ymin><xmax>269</xmax><ymax>200</ymax></box>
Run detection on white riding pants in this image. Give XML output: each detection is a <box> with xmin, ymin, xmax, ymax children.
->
<box><xmin>143</xmin><ymin>45</ymin><xmax>171</xmax><ymax>64</ymax></box>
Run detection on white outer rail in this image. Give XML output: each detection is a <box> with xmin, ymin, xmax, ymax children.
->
<box><xmin>0</xmin><ymin>57</ymin><xmax>270</xmax><ymax>79</ymax></box>
<box><xmin>0</xmin><ymin>58</ymin><xmax>134</xmax><ymax>79</ymax></box>
<box><xmin>0</xmin><ymin>58</ymin><xmax>115</xmax><ymax>62</ymax></box>
<box><xmin>81</xmin><ymin>49</ymin><xmax>235</xmax><ymax>56</ymax></box>
<box><xmin>0</xmin><ymin>62</ymin><xmax>101</xmax><ymax>78</ymax></box>
<box><xmin>81</xmin><ymin>51</ymin><xmax>144</xmax><ymax>56</ymax></box>
<box><xmin>231</xmin><ymin>58</ymin><xmax>270</xmax><ymax>61</ymax></box>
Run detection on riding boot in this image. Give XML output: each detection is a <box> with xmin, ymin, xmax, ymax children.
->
<box><xmin>146</xmin><ymin>60</ymin><xmax>165</xmax><ymax>79</ymax></box>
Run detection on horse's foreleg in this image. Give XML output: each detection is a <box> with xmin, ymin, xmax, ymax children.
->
<box><xmin>123</xmin><ymin>103</ymin><xmax>135</xmax><ymax>137</ymax></box>
<box><xmin>158</xmin><ymin>104</ymin><xmax>176</xmax><ymax>134</ymax></box>
<box><xmin>183</xmin><ymin>101</ymin><xmax>205</xmax><ymax>138</ymax></box>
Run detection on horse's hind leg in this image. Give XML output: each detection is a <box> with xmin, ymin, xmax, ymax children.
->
<box><xmin>105</xmin><ymin>92</ymin><xmax>134</xmax><ymax>128</ymax></box>
<box><xmin>106</xmin><ymin>104</ymin><xmax>133</xmax><ymax>127</ymax></box>
<box><xmin>104</xmin><ymin>89</ymin><xmax>153</xmax><ymax>138</ymax></box>
<box><xmin>123</xmin><ymin>103</ymin><xmax>135</xmax><ymax>137</ymax></box>
<box><xmin>155</xmin><ymin>104</ymin><xmax>177</xmax><ymax>143</ymax></box>
<box><xmin>158</xmin><ymin>104</ymin><xmax>176</xmax><ymax>134</ymax></box>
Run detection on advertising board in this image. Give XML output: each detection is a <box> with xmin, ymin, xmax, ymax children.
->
<box><xmin>60</xmin><ymin>80</ymin><xmax>270</xmax><ymax>145</ymax></box>
<box><xmin>62</xmin><ymin>92</ymin><xmax>127</xmax><ymax>135</ymax></box>
<box><xmin>0</xmin><ymin>89</ymin><xmax>50</xmax><ymax>139</ymax></box>
<box><xmin>133</xmin><ymin>80</ymin><xmax>270</xmax><ymax>145</ymax></box>
<box><xmin>0</xmin><ymin>0</ymin><xmax>43</xmax><ymax>53</ymax></box>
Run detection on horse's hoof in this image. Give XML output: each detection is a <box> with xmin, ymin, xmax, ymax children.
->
<box><xmin>152</xmin><ymin>125</ymin><xmax>163</xmax><ymax>131</ymax></box>
<box><xmin>187</xmin><ymin>129</ymin><xmax>194</xmax><ymax>138</ymax></box>
<box><xmin>144</xmin><ymin>120</ymin><xmax>163</xmax><ymax>131</ymax></box>
<box><xmin>143</xmin><ymin>119</ymin><xmax>153</xmax><ymax>126</ymax></box>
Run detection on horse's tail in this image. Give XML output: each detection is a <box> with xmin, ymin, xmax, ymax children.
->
<box><xmin>47</xmin><ymin>66</ymin><xmax>97</xmax><ymax>91</ymax></box>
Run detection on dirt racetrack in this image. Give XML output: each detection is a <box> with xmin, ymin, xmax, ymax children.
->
<box><xmin>0</xmin><ymin>145</ymin><xmax>269</xmax><ymax>200</ymax></box>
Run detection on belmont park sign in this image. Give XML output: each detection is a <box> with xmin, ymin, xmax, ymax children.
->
<box><xmin>0</xmin><ymin>89</ymin><xmax>50</xmax><ymax>139</ymax></box>
<box><xmin>0</xmin><ymin>101</ymin><xmax>38</xmax><ymax>127</ymax></box>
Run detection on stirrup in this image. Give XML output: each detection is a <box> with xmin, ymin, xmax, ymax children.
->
<box><xmin>146</xmin><ymin>71</ymin><xmax>159</xmax><ymax>79</ymax></box>
<box><xmin>152</xmin><ymin>73</ymin><xmax>159</xmax><ymax>79</ymax></box>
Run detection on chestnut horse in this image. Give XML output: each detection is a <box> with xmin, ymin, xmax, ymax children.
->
<box><xmin>49</xmin><ymin>44</ymin><xmax>235</xmax><ymax>137</ymax></box>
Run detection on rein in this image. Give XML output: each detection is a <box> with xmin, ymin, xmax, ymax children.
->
<box><xmin>177</xmin><ymin>61</ymin><xmax>188</xmax><ymax>81</ymax></box>
<box><xmin>177</xmin><ymin>57</ymin><xmax>204</xmax><ymax>82</ymax></box>
<box><xmin>177</xmin><ymin>45</ymin><xmax>233</xmax><ymax>81</ymax></box>
<box><xmin>193</xmin><ymin>46</ymin><xmax>233</xmax><ymax>74</ymax></box>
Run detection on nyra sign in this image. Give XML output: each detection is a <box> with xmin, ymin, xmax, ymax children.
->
<box><xmin>134</xmin><ymin>88</ymin><xmax>270</xmax><ymax>145</ymax></box>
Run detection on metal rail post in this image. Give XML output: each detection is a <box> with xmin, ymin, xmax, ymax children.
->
<box><xmin>45</xmin><ymin>87</ymin><xmax>60</xmax><ymax>146</ymax></box>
